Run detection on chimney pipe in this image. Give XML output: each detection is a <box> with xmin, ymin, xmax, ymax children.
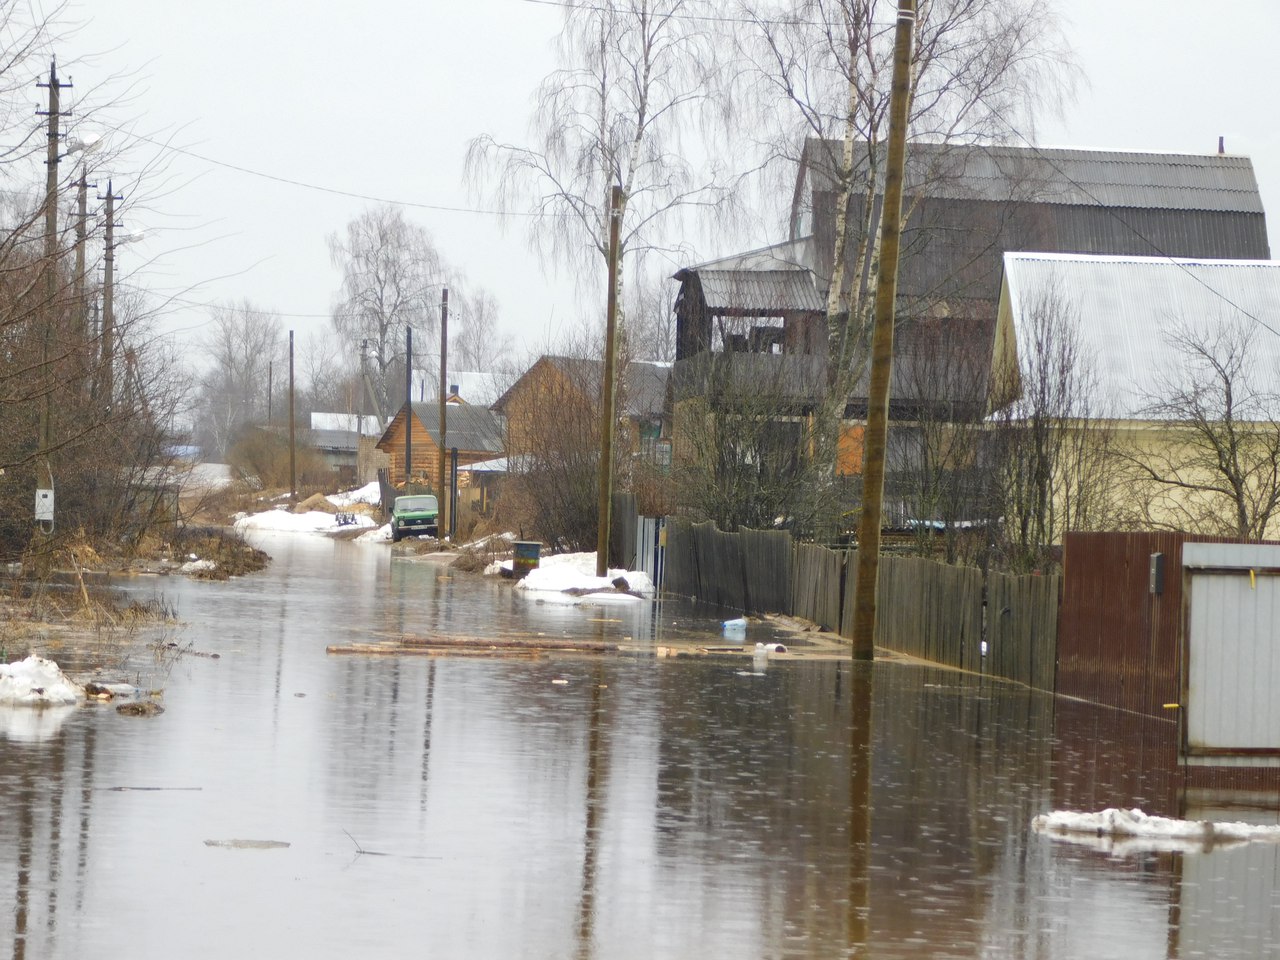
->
<box><xmin>1218</xmin><ymin>135</ymin><xmax>1225</xmax><ymax>155</ymax></box>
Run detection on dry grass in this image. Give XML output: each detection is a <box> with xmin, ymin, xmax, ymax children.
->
<box><xmin>170</xmin><ymin>527</ymin><xmax>269</xmax><ymax>580</ymax></box>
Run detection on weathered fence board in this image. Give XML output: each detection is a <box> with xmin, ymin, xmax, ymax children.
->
<box><xmin>658</xmin><ymin>516</ymin><xmax>1058</xmax><ymax>690</ymax></box>
<box><xmin>986</xmin><ymin>572</ymin><xmax>1060</xmax><ymax>690</ymax></box>
<box><xmin>838</xmin><ymin>552</ymin><xmax>982</xmax><ymax>670</ymax></box>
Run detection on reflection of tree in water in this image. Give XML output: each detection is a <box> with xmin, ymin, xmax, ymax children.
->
<box><xmin>575</xmin><ymin>663</ymin><xmax>608</xmax><ymax>960</ymax></box>
<box><xmin>650</xmin><ymin>662</ymin><xmax>1059</xmax><ymax>954</ymax></box>
<box><xmin>0</xmin><ymin>719</ymin><xmax>97</xmax><ymax>959</ymax></box>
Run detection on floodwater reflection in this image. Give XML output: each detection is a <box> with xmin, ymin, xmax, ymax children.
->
<box><xmin>0</xmin><ymin>532</ymin><xmax>1276</xmax><ymax>957</ymax></box>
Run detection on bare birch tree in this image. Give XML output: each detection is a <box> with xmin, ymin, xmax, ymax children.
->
<box><xmin>986</xmin><ymin>287</ymin><xmax>1115</xmax><ymax>572</ymax></box>
<box><xmin>451</xmin><ymin>288</ymin><xmax>513</xmax><ymax>373</ymax></box>
<box><xmin>1122</xmin><ymin>317</ymin><xmax>1280</xmax><ymax>540</ymax></box>
<box><xmin>193</xmin><ymin>300</ymin><xmax>283</xmax><ymax>459</ymax></box>
<box><xmin>736</xmin><ymin>0</ymin><xmax>1074</xmax><ymax>529</ymax></box>
<box><xmin>328</xmin><ymin>205</ymin><xmax>444</xmax><ymax>417</ymax></box>
<box><xmin>466</xmin><ymin>0</ymin><xmax>737</xmax><ymax>318</ymax></box>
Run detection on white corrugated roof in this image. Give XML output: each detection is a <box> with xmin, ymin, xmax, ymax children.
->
<box><xmin>1001</xmin><ymin>253</ymin><xmax>1280</xmax><ymax>419</ymax></box>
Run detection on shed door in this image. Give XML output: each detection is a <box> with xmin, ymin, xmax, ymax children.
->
<box><xmin>1186</xmin><ymin>569</ymin><xmax>1280</xmax><ymax>754</ymax></box>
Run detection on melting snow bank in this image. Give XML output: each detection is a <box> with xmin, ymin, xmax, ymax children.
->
<box><xmin>0</xmin><ymin>656</ymin><xmax>84</xmax><ymax>705</ymax></box>
<box><xmin>514</xmin><ymin>552</ymin><xmax>655</xmax><ymax>604</ymax></box>
<box><xmin>233</xmin><ymin>508</ymin><xmax>375</xmax><ymax>535</ymax></box>
<box><xmin>1032</xmin><ymin>808</ymin><xmax>1280</xmax><ymax>856</ymax></box>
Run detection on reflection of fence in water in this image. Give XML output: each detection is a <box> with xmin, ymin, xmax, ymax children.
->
<box><xmin>661</xmin><ymin>517</ymin><xmax>1059</xmax><ymax>689</ymax></box>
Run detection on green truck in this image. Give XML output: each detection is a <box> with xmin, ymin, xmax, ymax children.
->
<box><xmin>390</xmin><ymin>494</ymin><xmax>439</xmax><ymax>542</ymax></box>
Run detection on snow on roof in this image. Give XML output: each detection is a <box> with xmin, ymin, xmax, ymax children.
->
<box><xmin>310</xmin><ymin>413</ymin><xmax>383</xmax><ymax>433</ymax></box>
<box><xmin>1000</xmin><ymin>253</ymin><xmax>1280</xmax><ymax>420</ymax></box>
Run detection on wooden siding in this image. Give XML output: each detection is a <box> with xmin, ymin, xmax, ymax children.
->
<box><xmin>376</xmin><ymin>407</ymin><xmax>495</xmax><ymax>487</ymax></box>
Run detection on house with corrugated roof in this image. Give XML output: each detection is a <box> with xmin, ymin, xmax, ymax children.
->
<box><xmin>996</xmin><ymin>252</ymin><xmax>1280</xmax><ymax>539</ymax></box>
<box><xmin>375</xmin><ymin>401</ymin><xmax>504</xmax><ymax>487</ymax></box>
<box><xmin>670</xmin><ymin>139</ymin><xmax>1272</xmax><ymax>524</ymax></box>
<box><xmin>493</xmin><ymin>355</ymin><xmax>671</xmax><ymax>466</ymax></box>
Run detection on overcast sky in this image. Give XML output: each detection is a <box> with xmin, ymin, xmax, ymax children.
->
<box><xmin>62</xmin><ymin>0</ymin><xmax>1280</xmax><ymax>370</ymax></box>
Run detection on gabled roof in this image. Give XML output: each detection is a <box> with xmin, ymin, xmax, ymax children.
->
<box><xmin>799</xmin><ymin>139</ymin><xmax>1267</xmax><ymax>213</ymax></box>
<box><xmin>310</xmin><ymin>429</ymin><xmax>360</xmax><ymax>454</ymax></box>
<box><xmin>492</xmin><ymin>355</ymin><xmax>670</xmax><ymax>419</ymax></box>
<box><xmin>998</xmin><ymin>253</ymin><xmax>1280</xmax><ymax>419</ymax></box>
<box><xmin>377</xmin><ymin>402</ymin><xmax>504</xmax><ymax>454</ymax></box>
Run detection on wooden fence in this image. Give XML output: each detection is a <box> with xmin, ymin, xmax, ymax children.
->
<box><xmin>659</xmin><ymin>517</ymin><xmax>1060</xmax><ymax>690</ymax></box>
<box><xmin>664</xmin><ymin>520</ymin><xmax>792</xmax><ymax>613</ymax></box>
<box><xmin>986</xmin><ymin>571</ymin><xmax>1060</xmax><ymax>693</ymax></box>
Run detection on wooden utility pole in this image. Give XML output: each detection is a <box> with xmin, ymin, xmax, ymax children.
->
<box><xmin>595</xmin><ymin>186</ymin><xmax>624</xmax><ymax>578</ymax></box>
<box><xmin>37</xmin><ymin>59</ymin><xmax>70</xmax><ymax>456</ymax></box>
<box><xmin>437</xmin><ymin>287</ymin><xmax>449</xmax><ymax>534</ymax></box>
<box><xmin>289</xmin><ymin>330</ymin><xmax>296</xmax><ymax>502</ymax></box>
<box><xmin>99</xmin><ymin>179</ymin><xmax>122</xmax><ymax>411</ymax></box>
<box><xmin>851</xmin><ymin>0</ymin><xmax>915</xmax><ymax>659</ymax></box>
<box><xmin>72</xmin><ymin>169</ymin><xmax>92</xmax><ymax>350</ymax></box>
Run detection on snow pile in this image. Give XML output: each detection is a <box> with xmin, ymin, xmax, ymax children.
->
<box><xmin>466</xmin><ymin>532</ymin><xmax>515</xmax><ymax>551</ymax></box>
<box><xmin>0</xmin><ymin>656</ymin><xmax>84</xmax><ymax>706</ymax></box>
<box><xmin>234</xmin><ymin>508</ymin><xmax>376</xmax><ymax>534</ymax></box>
<box><xmin>329</xmin><ymin>481</ymin><xmax>381</xmax><ymax>507</ymax></box>
<box><xmin>355</xmin><ymin>523</ymin><xmax>392</xmax><ymax>543</ymax></box>
<box><xmin>1032</xmin><ymin>807</ymin><xmax>1280</xmax><ymax>856</ymax></box>
<box><xmin>515</xmin><ymin>551</ymin><xmax>655</xmax><ymax>604</ymax></box>
<box><xmin>180</xmin><ymin>559</ymin><xmax>217</xmax><ymax>574</ymax></box>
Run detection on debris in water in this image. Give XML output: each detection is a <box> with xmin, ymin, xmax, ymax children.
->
<box><xmin>204</xmin><ymin>839</ymin><xmax>290</xmax><ymax>850</ymax></box>
<box><xmin>116</xmin><ymin>701</ymin><xmax>165</xmax><ymax>718</ymax></box>
<box><xmin>551</xmin><ymin>678</ymin><xmax>569</xmax><ymax>685</ymax></box>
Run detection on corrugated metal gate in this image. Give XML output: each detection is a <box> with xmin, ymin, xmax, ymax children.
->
<box><xmin>1183</xmin><ymin>543</ymin><xmax>1280</xmax><ymax>759</ymax></box>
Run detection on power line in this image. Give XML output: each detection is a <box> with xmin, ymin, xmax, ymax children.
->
<box><xmin>985</xmin><ymin>113</ymin><xmax>1280</xmax><ymax>342</ymax></box>
<box><xmin>101</xmin><ymin>123</ymin><xmax>568</xmax><ymax>219</ymax></box>
<box><xmin>521</xmin><ymin>0</ymin><xmax>891</xmax><ymax>28</ymax></box>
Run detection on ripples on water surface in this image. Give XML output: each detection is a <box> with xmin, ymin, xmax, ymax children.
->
<box><xmin>0</xmin><ymin>532</ymin><xmax>1276</xmax><ymax>958</ymax></box>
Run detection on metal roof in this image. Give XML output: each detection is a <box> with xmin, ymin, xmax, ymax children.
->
<box><xmin>492</xmin><ymin>356</ymin><xmax>670</xmax><ymax>419</ymax></box>
<box><xmin>407</xmin><ymin>402</ymin><xmax>504</xmax><ymax>454</ymax></box>
<box><xmin>310</xmin><ymin>429</ymin><xmax>360</xmax><ymax>453</ymax></box>
<box><xmin>696</xmin><ymin>269</ymin><xmax>824</xmax><ymax>313</ymax></box>
<box><xmin>801</xmin><ymin>139</ymin><xmax>1266</xmax><ymax>213</ymax></box>
<box><xmin>1001</xmin><ymin>253</ymin><xmax>1280</xmax><ymax>419</ymax></box>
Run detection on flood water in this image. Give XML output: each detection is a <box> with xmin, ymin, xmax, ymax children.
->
<box><xmin>2</xmin><ymin>532</ymin><xmax>1278</xmax><ymax>958</ymax></box>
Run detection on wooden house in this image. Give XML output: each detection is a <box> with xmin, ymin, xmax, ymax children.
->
<box><xmin>375</xmin><ymin>401</ymin><xmax>504</xmax><ymax>488</ymax></box>
<box><xmin>492</xmin><ymin>355</ymin><xmax>670</xmax><ymax>464</ymax></box>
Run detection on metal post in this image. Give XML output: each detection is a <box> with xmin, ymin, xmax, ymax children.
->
<box><xmin>450</xmin><ymin>446</ymin><xmax>458</xmax><ymax>540</ymax></box>
<box><xmin>438</xmin><ymin>287</ymin><xmax>449</xmax><ymax>531</ymax></box>
<box><xmin>851</xmin><ymin>0</ymin><xmax>916</xmax><ymax>659</ymax></box>
<box><xmin>289</xmin><ymin>330</ymin><xmax>296</xmax><ymax>502</ymax></box>
<box><xmin>595</xmin><ymin>186</ymin><xmax>624</xmax><ymax>577</ymax></box>
<box><xmin>404</xmin><ymin>325</ymin><xmax>413</xmax><ymax>485</ymax></box>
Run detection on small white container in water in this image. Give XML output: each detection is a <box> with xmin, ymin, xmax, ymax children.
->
<box><xmin>722</xmin><ymin>617</ymin><xmax>747</xmax><ymax>641</ymax></box>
